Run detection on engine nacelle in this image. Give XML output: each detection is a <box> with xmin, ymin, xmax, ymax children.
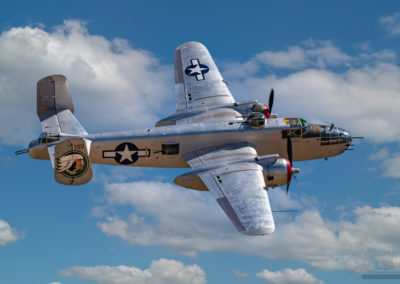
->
<box><xmin>260</xmin><ymin>158</ymin><xmax>292</xmax><ymax>188</ymax></box>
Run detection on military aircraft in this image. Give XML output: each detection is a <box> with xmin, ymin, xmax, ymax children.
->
<box><xmin>17</xmin><ymin>42</ymin><xmax>355</xmax><ymax>235</ymax></box>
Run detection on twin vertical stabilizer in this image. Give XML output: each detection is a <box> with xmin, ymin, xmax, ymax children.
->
<box><xmin>37</xmin><ymin>75</ymin><xmax>92</xmax><ymax>185</ymax></box>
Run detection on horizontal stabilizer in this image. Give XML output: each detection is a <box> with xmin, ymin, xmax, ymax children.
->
<box><xmin>54</xmin><ymin>138</ymin><xmax>92</xmax><ymax>185</ymax></box>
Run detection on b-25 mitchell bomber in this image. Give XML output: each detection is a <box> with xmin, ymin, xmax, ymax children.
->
<box><xmin>19</xmin><ymin>42</ymin><xmax>354</xmax><ymax>235</ymax></box>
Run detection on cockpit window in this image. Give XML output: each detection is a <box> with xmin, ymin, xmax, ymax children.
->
<box><xmin>300</xmin><ymin>118</ymin><xmax>308</xmax><ymax>127</ymax></box>
<box><xmin>302</xmin><ymin>123</ymin><xmax>321</xmax><ymax>138</ymax></box>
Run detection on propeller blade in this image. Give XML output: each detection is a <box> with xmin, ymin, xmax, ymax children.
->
<box><xmin>286</xmin><ymin>134</ymin><xmax>293</xmax><ymax>195</ymax></box>
<box><xmin>287</xmin><ymin>135</ymin><xmax>293</xmax><ymax>166</ymax></box>
<box><xmin>268</xmin><ymin>88</ymin><xmax>274</xmax><ymax>113</ymax></box>
<box><xmin>15</xmin><ymin>149</ymin><xmax>29</xmax><ymax>155</ymax></box>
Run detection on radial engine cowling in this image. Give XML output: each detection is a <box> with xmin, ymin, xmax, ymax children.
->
<box><xmin>260</xmin><ymin>158</ymin><xmax>292</xmax><ymax>188</ymax></box>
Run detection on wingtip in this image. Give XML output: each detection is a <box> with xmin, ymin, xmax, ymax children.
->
<box><xmin>242</xmin><ymin>225</ymin><xmax>275</xmax><ymax>236</ymax></box>
<box><xmin>176</xmin><ymin>41</ymin><xmax>207</xmax><ymax>51</ymax></box>
<box><xmin>38</xmin><ymin>74</ymin><xmax>67</xmax><ymax>84</ymax></box>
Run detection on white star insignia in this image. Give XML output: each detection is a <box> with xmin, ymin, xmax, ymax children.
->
<box><xmin>117</xmin><ymin>144</ymin><xmax>136</xmax><ymax>162</ymax></box>
<box><xmin>188</xmin><ymin>64</ymin><xmax>207</xmax><ymax>75</ymax></box>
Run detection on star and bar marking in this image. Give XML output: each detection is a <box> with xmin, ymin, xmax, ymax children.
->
<box><xmin>103</xmin><ymin>142</ymin><xmax>150</xmax><ymax>165</ymax></box>
<box><xmin>184</xmin><ymin>59</ymin><xmax>209</xmax><ymax>81</ymax></box>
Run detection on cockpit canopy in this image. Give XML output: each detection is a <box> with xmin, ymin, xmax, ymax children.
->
<box><xmin>282</xmin><ymin>117</ymin><xmax>351</xmax><ymax>146</ymax></box>
<box><xmin>247</xmin><ymin>112</ymin><xmax>266</xmax><ymax>129</ymax></box>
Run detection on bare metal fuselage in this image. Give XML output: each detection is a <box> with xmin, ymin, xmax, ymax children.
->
<box><xmin>29</xmin><ymin>118</ymin><xmax>347</xmax><ymax>167</ymax></box>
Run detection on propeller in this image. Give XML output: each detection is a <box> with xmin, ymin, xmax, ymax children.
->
<box><xmin>15</xmin><ymin>149</ymin><xmax>29</xmax><ymax>155</ymax></box>
<box><xmin>286</xmin><ymin>135</ymin><xmax>292</xmax><ymax>195</ymax></box>
<box><xmin>286</xmin><ymin>134</ymin><xmax>300</xmax><ymax>195</ymax></box>
<box><xmin>268</xmin><ymin>88</ymin><xmax>274</xmax><ymax>114</ymax></box>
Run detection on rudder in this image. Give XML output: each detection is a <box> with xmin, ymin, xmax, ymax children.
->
<box><xmin>54</xmin><ymin>138</ymin><xmax>93</xmax><ymax>185</ymax></box>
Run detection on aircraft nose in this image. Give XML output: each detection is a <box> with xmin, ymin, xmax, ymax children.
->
<box><xmin>338</xmin><ymin>128</ymin><xmax>352</xmax><ymax>146</ymax></box>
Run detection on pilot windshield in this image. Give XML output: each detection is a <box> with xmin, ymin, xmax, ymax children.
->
<box><xmin>301</xmin><ymin>118</ymin><xmax>320</xmax><ymax>138</ymax></box>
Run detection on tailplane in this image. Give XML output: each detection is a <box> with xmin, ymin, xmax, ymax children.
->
<box><xmin>24</xmin><ymin>74</ymin><xmax>93</xmax><ymax>185</ymax></box>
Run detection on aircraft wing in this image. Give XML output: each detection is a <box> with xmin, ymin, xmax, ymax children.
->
<box><xmin>174</xmin><ymin>41</ymin><xmax>235</xmax><ymax>113</ymax></box>
<box><xmin>183</xmin><ymin>144</ymin><xmax>275</xmax><ymax>235</ymax></box>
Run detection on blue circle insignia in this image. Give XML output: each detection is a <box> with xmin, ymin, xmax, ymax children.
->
<box><xmin>184</xmin><ymin>59</ymin><xmax>209</xmax><ymax>81</ymax></box>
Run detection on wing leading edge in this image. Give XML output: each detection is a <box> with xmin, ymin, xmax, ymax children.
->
<box><xmin>183</xmin><ymin>145</ymin><xmax>275</xmax><ymax>235</ymax></box>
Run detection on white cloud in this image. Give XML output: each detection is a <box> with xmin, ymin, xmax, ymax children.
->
<box><xmin>369</xmin><ymin>148</ymin><xmax>400</xmax><ymax>178</ymax></box>
<box><xmin>256</xmin><ymin>268</ymin><xmax>323</xmax><ymax>284</ymax></box>
<box><xmin>59</xmin><ymin>258</ymin><xmax>206</xmax><ymax>284</ymax></box>
<box><xmin>218</xmin><ymin>41</ymin><xmax>400</xmax><ymax>145</ymax></box>
<box><xmin>2</xmin><ymin>21</ymin><xmax>398</xmax><ymax>148</ymax></box>
<box><xmin>49</xmin><ymin>282</ymin><xmax>62</xmax><ymax>284</ymax></box>
<box><xmin>256</xmin><ymin>46</ymin><xmax>307</xmax><ymax>69</ymax></box>
<box><xmin>255</xmin><ymin>40</ymin><xmax>350</xmax><ymax>70</ymax></box>
<box><xmin>228</xmin><ymin>62</ymin><xmax>400</xmax><ymax>143</ymax></box>
<box><xmin>381</xmin><ymin>155</ymin><xmax>400</xmax><ymax>178</ymax></box>
<box><xmin>233</xmin><ymin>270</ymin><xmax>248</xmax><ymax>278</ymax></box>
<box><xmin>0</xmin><ymin>20</ymin><xmax>172</xmax><ymax>145</ymax></box>
<box><xmin>380</xmin><ymin>12</ymin><xmax>400</xmax><ymax>36</ymax></box>
<box><xmin>95</xmin><ymin>181</ymin><xmax>400</xmax><ymax>271</ymax></box>
<box><xmin>0</xmin><ymin>219</ymin><xmax>21</xmax><ymax>245</ymax></box>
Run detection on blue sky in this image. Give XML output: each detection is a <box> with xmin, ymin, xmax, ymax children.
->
<box><xmin>1</xmin><ymin>1</ymin><xmax>400</xmax><ymax>283</ymax></box>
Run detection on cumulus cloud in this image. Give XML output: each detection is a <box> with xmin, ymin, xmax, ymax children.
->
<box><xmin>2</xmin><ymin>21</ymin><xmax>399</xmax><ymax>147</ymax></box>
<box><xmin>217</xmin><ymin>40</ymin><xmax>400</xmax><ymax>145</ymax></box>
<box><xmin>233</xmin><ymin>270</ymin><xmax>248</xmax><ymax>278</ymax></box>
<box><xmin>0</xmin><ymin>219</ymin><xmax>21</xmax><ymax>245</ymax></box>
<box><xmin>0</xmin><ymin>20</ymin><xmax>172</xmax><ymax>145</ymax></box>
<box><xmin>256</xmin><ymin>268</ymin><xmax>323</xmax><ymax>284</ymax></box>
<box><xmin>227</xmin><ymin>62</ymin><xmax>400</xmax><ymax>144</ymax></box>
<box><xmin>221</xmin><ymin>40</ymin><xmax>352</xmax><ymax>79</ymax></box>
<box><xmin>370</xmin><ymin>148</ymin><xmax>400</xmax><ymax>178</ymax></box>
<box><xmin>94</xmin><ymin>181</ymin><xmax>400</xmax><ymax>271</ymax></box>
<box><xmin>380</xmin><ymin>12</ymin><xmax>400</xmax><ymax>36</ymax></box>
<box><xmin>59</xmin><ymin>258</ymin><xmax>206</xmax><ymax>284</ymax></box>
<box><xmin>222</xmin><ymin>39</ymin><xmax>395</xmax><ymax>81</ymax></box>
<box><xmin>255</xmin><ymin>40</ymin><xmax>350</xmax><ymax>69</ymax></box>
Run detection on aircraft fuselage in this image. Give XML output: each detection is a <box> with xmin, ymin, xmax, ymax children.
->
<box><xmin>29</xmin><ymin>118</ymin><xmax>351</xmax><ymax>168</ymax></box>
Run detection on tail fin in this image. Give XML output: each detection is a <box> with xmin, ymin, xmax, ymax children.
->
<box><xmin>54</xmin><ymin>138</ymin><xmax>93</xmax><ymax>185</ymax></box>
<box><xmin>36</xmin><ymin>75</ymin><xmax>93</xmax><ymax>185</ymax></box>
<box><xmin>37</xmin><ymin>75</ymin><xmax>87</xmax><ymax>136</ymax></box>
